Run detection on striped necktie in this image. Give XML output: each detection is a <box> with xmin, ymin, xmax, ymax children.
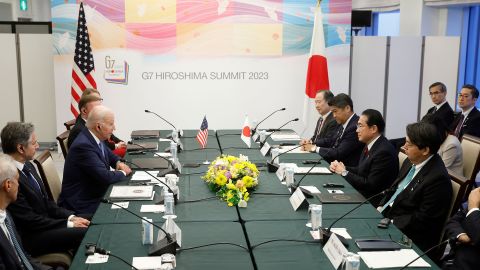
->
<box><xmin>4</xmin><ymin>215</ymin><xmax>34</xmax><ymax>270</ymax></box>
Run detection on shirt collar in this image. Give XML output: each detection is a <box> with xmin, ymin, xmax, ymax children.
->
<box><xmin>342</xmin><ymin>113</ymin><xmax>355</xmax><ymax>130</ymax></box>
<box><xmin>462</xmin><ymin>106</ymin><xmax>475</xmax><ymax>117</ymax></box>
<box><xmin>13</xmin><ymin>159</ymin><xmax>24</xmax><ymax>172</ymax></box>
<box><xmin>88</xmin><ymin>129</ymin><xmax>102</xmax><ymax>145</ymax></box>
<box><xmin>321</xmin><ymin>111</ymin><xmax>331</xmax><ymax>120</ymax></box>
<box><xmin>435</xmin><ymin>100</ymin><xmax>447</xmax><ymax>110</ymax></box>
<box><xmin>367</xmin><ymin>135</ymin><xmax>381</xmax><ymax>151</ymax></box>
<box><xmin>0</xmin><ymin>209</ymin><xmax>6</xmax><ymax>223</ymax></box>
<box><xmin>413</xmin><ymin>154</ymin><xmax>434</xmax><ymax>172</ymax></box>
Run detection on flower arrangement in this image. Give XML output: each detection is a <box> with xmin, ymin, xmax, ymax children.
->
<box><xmin>202</xmin><ymin>154</ymin><xmax>259</xmax><ymax>207</ymax></box>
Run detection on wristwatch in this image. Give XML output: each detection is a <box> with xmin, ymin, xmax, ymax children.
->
<box><xmin>341</xmin><ymin>170</ymin><xmax>348</xmax><ymax>177</ymax></box>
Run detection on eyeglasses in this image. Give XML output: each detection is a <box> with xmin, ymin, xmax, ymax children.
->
<box><xmin>429</xmin><ymin>91</ymin><xmax>443</xmax><ymax>96</ymax></box>
<box><xmin>404</xmin><ymin>140</ymin><xmax>416</xmax><ymax>149</ymax></box>
<box><xmin>356</xmin><ymin>123</ymin><xmax>367</xmax><ymax>129</ymax></box>
<box><xmin>458</xmin><ymin>94</ymin><xmax>472</xmax><ymax>99</ymax></box>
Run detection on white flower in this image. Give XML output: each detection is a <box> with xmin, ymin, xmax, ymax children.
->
<box><xmin>238</xmin><ymin>199</ymin><xmax>248</xmax><ymax>208</ymax></box>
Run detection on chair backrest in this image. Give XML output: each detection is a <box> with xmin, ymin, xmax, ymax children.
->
<box><xmin>447</xmin><ymin>169</ymin><xmax>469</xmax><ymax>217</ymax></box>
<box><xmin>461</xmin><ymin>134</ymin><xmax>480</xmax><ymax>181</ymax></box>
<box><xmin>398</xmin><ymin>151</ymin><xmax>408</xmax><ymax>171</ymax></box>
<box><xmin>63</xmin><ymin>119</ymin><xmax>76</xmax><ymax>130</ymax></box>
<box><xmin>56</xmin><ymin>130</ymin><xmax>69</xmax><ymax>159</ymax></box>
<box><xmin>33</xmin><ymin>150</ymin><xmax>62</xmax><ymax>202</ymax></box>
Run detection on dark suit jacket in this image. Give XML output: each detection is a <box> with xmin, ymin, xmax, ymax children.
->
<box><xmin>67</xmin><ymin>116</ymin><xmax>121</xmax><ymax>150</ymax></box>
<box><xmin>380</xmin><ymin>154</ymin><xmax>452</xmax><ymax>252</ymax></box>
<box><xmin>0</xmin><ymin>213</ymin><xmax>50</xmax><ymax>270</ymax></box>
<box><xmin>445</xmin><ymin>210</ymin><xmax>480</xmax><ymax>270</ymax></box>
<box><xmin>451</xmin><ymin>107</ymin><xmax>480</xmax><ymax>139</ymax></box>
<box><xmin>422</xmin><ymin>102</ymin><xmax>454</xmax><ymax>127</ymax></box>
<box><xmin>317</xmin><ymin>114</ymin><xmax>364</xmax><ymax>167</ymax></box>
<box><xmin>7</xmin><ymin>162</ymin><xmax>73</xmax><ymax>238</ymax></box>
<box><xmin>59</xmin><ymin>128</ymin><xmax>126</xmax><ymax>214</ymax></box>
<box><xmin>345</xmin><ymin>135</ymin><xmax>399</xmax><ymax>207</ymax></box>
<box><xmin>312</xmin><ymin>112</ymin><xmax>339</xmax><ymax>147</ymax></box>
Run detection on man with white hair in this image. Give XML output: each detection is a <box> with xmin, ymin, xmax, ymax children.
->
<box><xmin>0</xmin><ymin>154</ymin><xmax>51</xmax><ymax>270</ymax></box>
<box><xmin>59</xmin><ymin>105</ymin><xmax>131</xmax><ymax>215</ymax></box>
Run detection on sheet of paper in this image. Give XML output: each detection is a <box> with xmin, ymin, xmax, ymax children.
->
<box><xmin>159</xmin><ymin>138</ymin><xmax>172</xmax><ymax>142</ymax></box>
<box><xmin>111</xmin><ymin>202</ymin><xmax>129</xmax><ymax>209</ymax></box>
<box><xmin>270</xmin><ymin>134</ymin><xmax>301</xmax><ymax>141</ymax></box>
<box><xmin>294</xmin><ymin>167</ymin><xmax>332</xmax><ymax>174</ymax></box>
<box><xmin>85</xmin><ymin>253</ymin><xmax>109</xmax><ymax>264</ymax></box>
<box><xmin>132</xmin><ymin>256</ymin><xmax>162</xmax><ymax>269</ymax></box>
<box><xmin>358</xmin><ymin>249</ymin><xmax>430</xmax><ymax>269</ymax></box>
<box><xmin>299</xmin><ymin>185</ymin><xmax>321</xmax><ymax>194</ymax></box>
<box><xmin>327</xmin><ymin>189</ymin><xmax>344</xmax><ymax>194</ymax></box>
<box><xmin>131</xmin><ymin>171</ymin><xmax>160</xmax><ymax>181</ymax></box>
<box><xmin>278</xmin><ymin>145</ymin><xmax>309</xmax><ymax>154</ymax></box>
<box><xmin>155</xmin><ymin>152</ymin><xmax>172</xmax><ymax>157</ymax></box>
<box><xmin>310</xmin><ymin>228</ymin><xmax>352</xmax><ymax>240</ymax></box>
<box><xmin>140</xmin><ymin>204</ymin><xmax>165</xmax><ymax>213</ymax></box>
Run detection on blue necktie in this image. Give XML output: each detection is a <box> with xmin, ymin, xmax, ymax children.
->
<box><xmin>99</xmin><ymin>142</ymin><xmax>106</xmax><ymax>159</ymax></box>
<box><xmin>4</xmin><ymin>215</ymin><xmax>34</xmax><ymax>270</ymax></box>
<box><xmin>381</xmin><ymin>165</ymin><xmax>416</xmax><ymax>213</ymax></box>
<box><xmin>22</xmin><ymin>165</ymin><xmax>42</xmax><ymax>196</ymax></box>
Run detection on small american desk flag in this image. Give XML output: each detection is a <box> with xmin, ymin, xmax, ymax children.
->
<box><xmin>196</xmin><ymin>116</ymin><xmax>209</xmax><ymax>148</ymax></box>
<box><xmin>70</xmin><ymin>2</ymin><xmax>97</xmax><ymax>117</ymax></box>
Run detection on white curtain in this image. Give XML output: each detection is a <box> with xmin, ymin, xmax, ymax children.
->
<box><xmin>424</xmin><ymin>0</ymin><xmax>480</xmax><ymax>7</ymax></box>
<box><xmin>353</xmin><ymin>0</ymin><xmax>400</xmax><ymax>11</ymax></box>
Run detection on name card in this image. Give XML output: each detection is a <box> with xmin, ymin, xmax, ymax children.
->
<box><xmin>289</xmin><ymin>188</ymin><xmax>308</xmax><ymax>211</ymax></box>
<box><xmin>323</xmin><ymin>233</ymin><xmax>349</xmax><ymax>269</ymax></box>
<box><xmin>260</xmin><ymin>142</ymin><xmax>271</xmax><ymax>156</ymax></box>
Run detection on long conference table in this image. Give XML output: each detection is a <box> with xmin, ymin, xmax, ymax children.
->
<box><xmin>69</xmin><ymin>130</ymin><xmax>439</xmax><ymax>270</ymax></box>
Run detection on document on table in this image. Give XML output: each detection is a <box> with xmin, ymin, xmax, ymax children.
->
<box><xmin>271</xmin><ymin>134</ymin><xmax>301</xmax><ymax>141</ymax></box>
<box><xmin>278</xmin><ymin>145</ymin><xmax>309</xmax><ymax>154</ymax></box>
<box><xmin>358</xmin><ymin>249</ymin><xmax>430</xmax><ymax>268</ymax></box>
<box><xmin>294</xmin><ymin>167</ymin><xmax>332</xmax><ymax>174</ymax></box>
<box><xmin>85</xmin><ymin>253</ymin><xmax>109</xmax><ymax>264</ymax></box>
<box><xmin>132</xmin><ymin>256</ymin><xmax>162</xmax><ymax>269</ymax></box>
<box><xmin>140</xmin><ymin>204</ymin><xmax>165</xmax><ymax>213</ymax></box>
<box><xmin>109</xmin><ymin>186</ymin><xmax>154</xmax><ymax>200</ymax></box>
<box><xmin>131</xmin><ymin>171</ymin><xmax>160</xmax><ymax>181</ymax></box>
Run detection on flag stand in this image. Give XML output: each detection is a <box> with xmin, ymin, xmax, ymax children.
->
<box><xmin>202</xmin><ymin>150</ymin><xmax>210</xmax><ymax>165</ymax></box>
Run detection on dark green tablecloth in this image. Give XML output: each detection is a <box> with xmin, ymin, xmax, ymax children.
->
<box><xmin>70</xmin><ymin>221</ymin><xmax>253</xmax><ymax>270</ymax></box>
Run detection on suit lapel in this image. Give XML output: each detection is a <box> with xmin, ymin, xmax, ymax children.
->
<box><xmin>0</xmin><ymin>224</ymin><xmax>19</xmax><ymax>263</ymax></box>
<box><xmin>395</xmin><ymin>155</ymin><xmax>436</xmax><ymax>202</ymax></box>
<box><xmin>83</xmin><ymin>128</ymin><xmax>109</xmax><ymax>168</ymax></box>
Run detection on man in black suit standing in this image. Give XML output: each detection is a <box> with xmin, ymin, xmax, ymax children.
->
<box><xmin>303</xmin><ymin>93</ymin><xmax>364</xmax><ymax>166</ymax></box>
<box><xmin>444</xmin><ymin>187</ymin><xmax>480</xmax><ymax>270</ymax></box>
<box><xmin>330</xmin><ymin>109</ymin><xmax>398</xmax><ymax>207</ymax></box>
<box><xmin>1</xmin><ymin>122</ymin><xmax>89</xmax><ymax>257</ymax></box>
<box><xmin>452</xmin><ymin>84</ymin><xmax>480</xmax><ymax>139</ymax></box>
<box><xmin>300</xmin><ymin>90</ymin><xmax>338</xmax><ymax>148</ymax></box>
<box><xmin>378</xmin><ymin>122</ymin><xmax>452</xmax><ymax>252</ymax></box>
<box><xmin>0</xmin><ymin>154</ymin><xmax>51</xmax><ymax>270</ymax></box>
<box><xmin>421</xmin><ymin>82</ymin><xmax>454</xmax><ymax>126</ymax></box>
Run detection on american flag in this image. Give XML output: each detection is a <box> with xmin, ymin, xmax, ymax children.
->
<box><xmin>70</xmin><ymin>2</ymin><xmax>97</xmax><ymax>117</ymax></box>
<box><xmin>196</xmin><ymin>116</ymin><xmax>209</xmax><ymax>148</ymax></box>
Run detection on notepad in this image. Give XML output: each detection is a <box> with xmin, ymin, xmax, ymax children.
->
<box><xmin>358</xmin><ymin>249</ymin><xmax>430</xmax><ymax>268</ymax></box>
<box><xmin>109</xmin><ymin>186</ymin><xmax>154</xmax><ymax>200</ymax></box>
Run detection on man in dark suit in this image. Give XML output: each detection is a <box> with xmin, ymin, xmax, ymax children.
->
<box><xmin>59</xmin><ymin>105</ymin><xmax>131</xmax><ymax>215</ymax></box>
<box><xmin>68</xmin><ymin>89</ymin><xmax>126</xmax><ymax>157</ymax></box>
<box><xmin>300</xmin><ymin>90</ymin><xmax>338</xmax><ymax>148</ymax></box>
<box><xmin>0</xmin><ymin>154</ymin><xmax>51</xmax><ymax>270</ymax></box>
<box><xmin>0</xmin><ymin>122</ymin><xmax>89</xmax><ymax>257</ymax></box>
<box><xmin>304</xmin><ymin>93</ymin><xmax>364</xmax><ymax>166</ymax></box>
<box><xmin>421</xmin><ymin>82</ymin><xmax>454</xmax><ymax>127</ymax></box>
<box><xmin>330</xmin><ymin>109</ymin><xmax>398</xmax><ymax>207</ymax></box>
<box><xmin>444</xmin><ymin>187</ymin><xmax>480</xmax><ymax>270</ymax></box>
<box><xmin>452</xmin><ymin>84</ymin><xmax>480</xmax><ymax>139</ymax></box>
<box><xmin>379</xmin><ymin>122</ymin><xmax>452</xmax><ymax>252</ymax></box>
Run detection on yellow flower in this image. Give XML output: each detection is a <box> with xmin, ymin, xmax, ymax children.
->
<box><xmin>226</xmin><ymin>190</ymin><xmax>234</xmax><ymax>200</ymax></box>
<box><xmin>244</xmin><ymin>192</ymin><xmax>250</xmax><ymax>202</ymax></box>
<box><xmin>227</xmin><ymin>202</ymin><xmax>234</xmax><ymax>207</ymax></box>
<box><xmin>226</xmin><ymin>182</ymin><xmax>237</xmax><ymax>190</ymax></box>
<box><xmin>242</xmin><ymin>176</ymin><xmax>254</xmax><ymax>188</ymax></box>
<box><xmin>215</xmin><ymin>174</ymin><xmax>227</xmax><ymax>186</ymax></box>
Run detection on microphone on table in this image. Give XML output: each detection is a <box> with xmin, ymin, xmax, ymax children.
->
<box><xmin>319</xmin><ymin>187</ymin><xmax>395</xmax><ymax>247</ymax></box>
<box><xmin>260</xmin><ymin>118</ymin><xmax>299</xmax><ymax>147</ymax></box>
<box><xmin>100</xmin><ymin>199</ymin><xmax>179</xmax><ymax>256</ymax></box>
<box><xmin>252</xmin><ymin>107</ymin><xmax>286</xmax><ymax>136</ymax></box>
<box><xmin>120</xmin><ymin>159</ymin><xmax>177</xmax><ymax>205</ymax></box>
<box><xmin>144</xmin><ymin>109</ymin><xmax>181</xmax><ymax>139</ymax></box>
<box><xmin>85</xmin><ymin>244</ymin><xmax>140</xmax><ymax>270</ymax></box>
<box><xmin>266</xmin><ymin>144</ymin><xmax>304</xmax><ymax>173</ymax></box>
<box><xmin>127</xmin><ymin>141</ymin><xmax>179</xmax><ymax>177</ymax></box>
<box><xmin>398</xmin><ymin>237</ymin><xmax>455</xmax><ymax>270</ymax></box>
<box><xmin>288</xmin><ymin>156</ymin><xmax>324</xmax><ymax>196</ymax></box>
